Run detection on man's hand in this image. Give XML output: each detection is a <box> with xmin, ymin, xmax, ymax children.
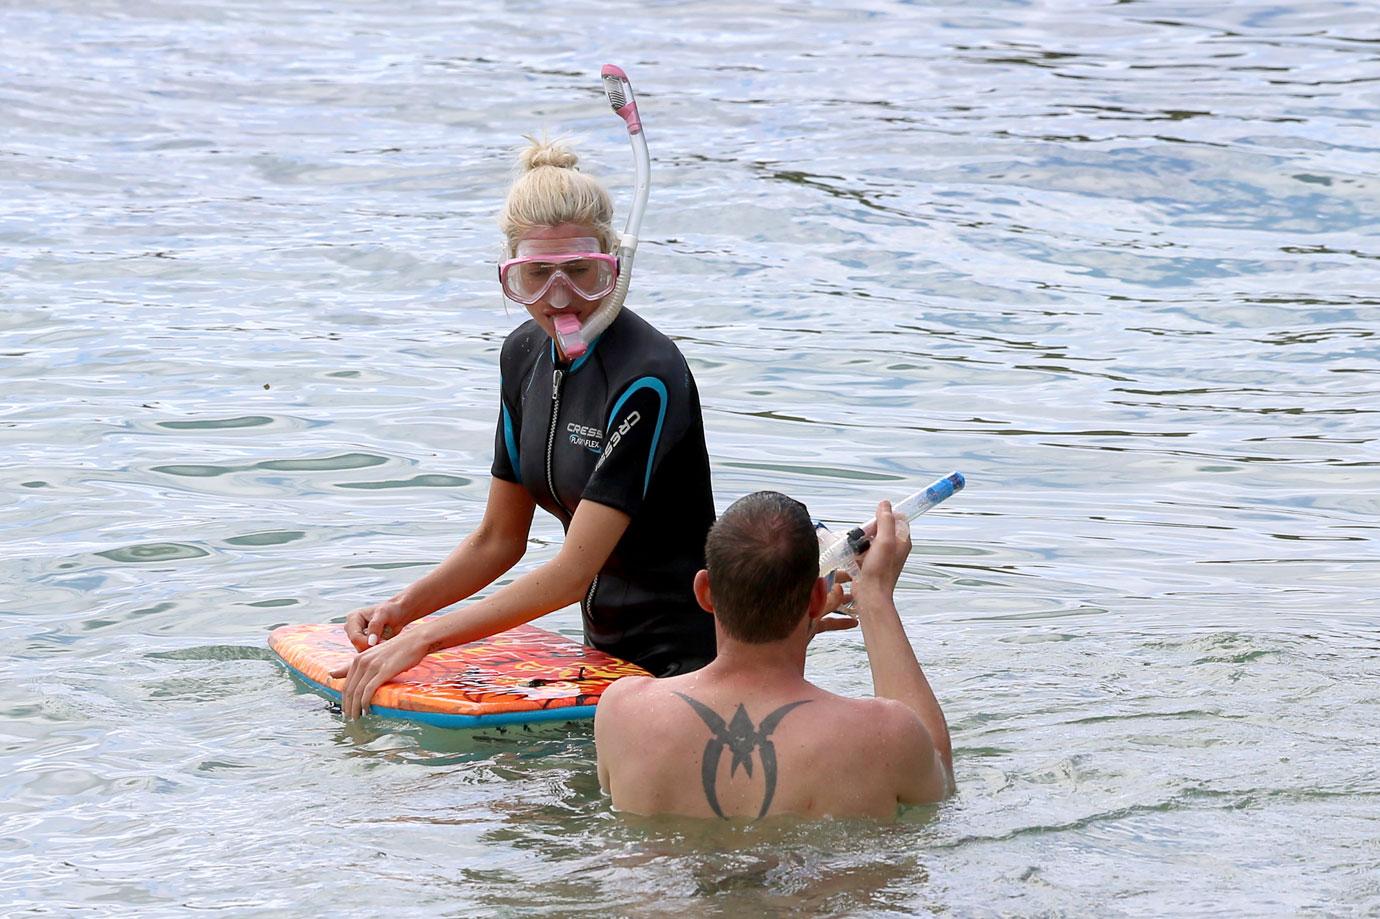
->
<box><xmin>328</xmin><ymin>627</ymin><xmax>430</xmax><ymax>719</ymax></box>
<box><xmin>344</xmin><ymin>598</ymin><xmax>413</xmax><ymax>652</ymax></box>
<box><xmin>808</xmin><ymin>571</ymin><xmax>860</xmax><ymax>640</ymax></box>
<box><xmin>813</xmin><ymin>614</ymin><xmax>860</xmax><ymax>635</ymax></box>
<box><xmin>823</xmin><ymin>569</ymin><xmax>851</xmax><ymax>613</ymax></box>
<box><xmin>852</xmin><ymin>500</ymin><xmax>912</xmax><ymax>612</ymax></box>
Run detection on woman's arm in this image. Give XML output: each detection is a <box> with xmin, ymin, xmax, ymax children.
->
<box><xmin>342</xmin><ymin>477</ymin><xmax>537</xmax><ymax>650</ymax></box>
<box><xmin>332</xmin><ymin>498</ymin><xmax>632</xmax><ymax>719</ymax></box>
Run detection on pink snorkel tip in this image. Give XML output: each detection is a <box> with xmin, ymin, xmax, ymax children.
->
<box><xmin>600</xmin><ymin>64</ymin><xmax>643</xmax><ymax>135</ymax></box>
<box><xmin>553</xmin><ymin>314</ymin><xmax>587</xmax><ymax>359</ymax></box>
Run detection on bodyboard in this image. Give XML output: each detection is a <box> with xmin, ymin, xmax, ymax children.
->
<box><xmin>268</xmin><ymin>622</ymin><xmax>649</xmax><ymax>729</ymax></box>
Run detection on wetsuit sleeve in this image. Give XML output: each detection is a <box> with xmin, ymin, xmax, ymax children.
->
<box><xmin>581</xmin><ymin>373</ymin><xmax>681</xmax><ymax>518</ymax></box>
<box><xmin>491</xmin><ymin>383</ymin><xmax>522</xmax><ymax>484</ymax></box>
<box><xmin>491</xmin><ymin>341</ymin><xmax>524</xmax><ymax>484</ymax></box>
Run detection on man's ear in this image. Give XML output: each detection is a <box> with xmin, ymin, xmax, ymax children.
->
<box><xmin>693</xmin><ymin>569</ymin><xmax>715</xmax><ymax>614</ymax></box>
<box><xmin>806</xmin><ymin>576</ymin><xmax>829</xmax><ymax>622</ymax></box>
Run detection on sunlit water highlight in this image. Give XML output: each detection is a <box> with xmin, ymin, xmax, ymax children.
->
<box><xmin>3</xmin><ymin>0</ymin><xmax>1377</xmax><ymax>915</ymax></box>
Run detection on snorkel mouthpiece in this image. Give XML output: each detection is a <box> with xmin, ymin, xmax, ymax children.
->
<box><xmin>553</xmin><ymin>314</ymin><xmax>586</xmax><ymax>358</ymax></box>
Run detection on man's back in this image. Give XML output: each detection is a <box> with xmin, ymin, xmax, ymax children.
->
<box><xmin>596</xmin><ymin>670</ymin><xmax>949</xmax><ymax>820</ymax></box>
<box><xmin>594</xmin><ymin>492</ymin><xmax>954</xmax><ymax>822</ymax></box>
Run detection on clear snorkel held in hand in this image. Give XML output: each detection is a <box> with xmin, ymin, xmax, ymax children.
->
<box><xmin>816</xmin><ymin>472</ymin><xmax>967</xmax><ymax>607</ymax></box>
<box><xmin>553</xmin><ymin>64</ymin><xmax>652</xmax><ymax>360</ymax></box>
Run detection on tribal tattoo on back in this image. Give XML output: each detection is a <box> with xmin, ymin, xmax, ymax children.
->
<box><xmin>673</xmin><ymin>692</ymin><xmax>811</xmax><ymax>820</ymax></box>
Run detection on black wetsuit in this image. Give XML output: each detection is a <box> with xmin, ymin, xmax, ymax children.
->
<box><xmin>492</xmin><ymin>308</ymin><xmax>717</xmax><ymax>676</ymax></box>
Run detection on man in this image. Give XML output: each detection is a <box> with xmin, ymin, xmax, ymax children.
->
<box><xmin>595</xmin><ymin>492</ymin><xmax>953</xmax><ymax>820</ymax></box>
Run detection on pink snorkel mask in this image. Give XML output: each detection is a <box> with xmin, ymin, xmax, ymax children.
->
<box><xmin>500</xmin><ymin>237</ymin><xmax>620</xmax><ymax>353</ymax></box>
<box><xmin>500</xmin><ymin>238</ymin><xmax>618</xmax><ymax>305</ymax></box>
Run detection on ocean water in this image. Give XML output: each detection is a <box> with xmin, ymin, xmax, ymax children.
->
<box><xmin>2</xmin><ymin>0</ymin><xmax>1377</xmax><ymax>915</ymax></box>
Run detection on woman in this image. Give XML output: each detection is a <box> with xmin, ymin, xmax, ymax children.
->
<box><xmin>332</xmin><ymin>137</ymin><xmax>717</xmax><ymax>718</ymax></box>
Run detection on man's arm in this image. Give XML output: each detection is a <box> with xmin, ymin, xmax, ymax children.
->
<box><xmin>594</xmin><ymin>675</ymin><xmax>654</xmax><ymax>798</ymax></box>
<box><xmin>873</xmin><ymin>700</ymin><xmax>951</xmax><ymax>804</ymax></box>
<box><xmin>594</xmin><ymin>681</ymin><xmax>619</xmax><ymax>793</ymax></box>
<box><xmin>853</xmin><ymin>500</ymin><xmax>954</xmax><ymax>790</ymax></box>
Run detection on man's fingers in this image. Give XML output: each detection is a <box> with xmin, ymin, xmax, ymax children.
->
<box><xmin>824</xmin><ymin>580</ymin><xmax>848</xmax><ymax>610</ymax></box>
<box><xmin>872</xmin><ymin>500</ymin><xmax>896</xmax><ymax>549</ymax></box>
<box><xmin>817</xmin><ymin>614</ymin><xmax>859</xmax><ymax>632</ymax></box>
<box><xmin>896</xmin><ymin>515</ymin><xmax>913</xmax><ymax>553</ymax></box>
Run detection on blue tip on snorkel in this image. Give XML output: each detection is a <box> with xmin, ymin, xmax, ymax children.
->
<box><xmin>553</xmin><ymin>64</ymin><xmax>651</xmax><ymax>359</ymax></box>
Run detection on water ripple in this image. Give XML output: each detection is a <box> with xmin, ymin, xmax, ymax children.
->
<box><xmin>3</xmin><ymin>0</ymin><xmax>1378</xmax><ymax>914</ymax></box>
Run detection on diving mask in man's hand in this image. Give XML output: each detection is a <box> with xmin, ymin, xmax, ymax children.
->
<box><xmin>499</xmin><ymin>236</ymin><xmax>619</xmax><ymax>305</ymax></box>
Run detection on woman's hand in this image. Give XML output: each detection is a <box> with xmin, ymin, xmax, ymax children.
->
<box><xmin>329</xmin><ymin>625</ymin><xmax>431</xmax><ymax>719</ymax></box>
<box><xmin>344</xmin><ymin>598</ymin><xmax>413</xmax><ymax>652</ymax></box>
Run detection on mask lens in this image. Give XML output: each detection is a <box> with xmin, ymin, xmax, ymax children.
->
<box><xmin>561</xmin><ymin>257</ymin><xmax>615</xmax><ymax>298</ymax></box>
<box><xmin>507</xmin><ymin>261</ymin><xmax>555</xmax><ymax>300</ymax></box>
<box><xmin>501</xmin><ymin>254</ymin><xmax>616</xmax><ymax>303</ymax></box>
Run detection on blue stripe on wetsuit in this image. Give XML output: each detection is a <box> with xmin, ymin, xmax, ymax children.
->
<box><xmin>501</xmin><ymin>398</ymin><xmax>521</xmax><ymax>484</ymax></box>
<box><xmin>606</xmin><ymin>376</ymin><xmax>668</xmax><ymax>498</ymax></box>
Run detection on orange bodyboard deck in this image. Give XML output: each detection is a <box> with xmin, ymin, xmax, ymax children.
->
<box><xmin>268</xmin><ymin>622</ymin><xmax>649</xmax><ymax>728</ymax></box>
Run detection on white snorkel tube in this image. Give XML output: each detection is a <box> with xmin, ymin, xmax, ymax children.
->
<box><xmin>553</xmin><ymin>64</ymin><xmax>651</xmax><ymax>359</ymax></box>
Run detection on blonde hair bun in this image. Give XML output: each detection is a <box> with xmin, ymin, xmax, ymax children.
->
<box><xmin>519</xmin><ymin>135</ymin><xmax>580</xmax><ymax>172</ymax></box>
<box><xmin>500</xmin><ymin>134</ymin><xmax>615</xmax><ymax>255</ymax></box>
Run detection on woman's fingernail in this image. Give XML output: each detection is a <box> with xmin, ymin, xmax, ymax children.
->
<box><xmin>368</xmin><ymin>633</ymin><xmax>378</xmax><ymax>646</ymax></box>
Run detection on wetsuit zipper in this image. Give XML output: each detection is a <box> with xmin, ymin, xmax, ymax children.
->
<box><xmin>546</xmin><ymin>367</ymin><xmax>571</xmax><ymax>518</ymax></box>
<box><xmin>582</xmin><ymin>575</ymin><xmax>600</xmax><ymax>617</ymax></box>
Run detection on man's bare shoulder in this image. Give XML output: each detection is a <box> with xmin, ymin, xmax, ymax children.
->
<box><xmin>805</xmin><ymin>690</ymin><xmax>918</xmax><ymax>728</ymax></box>
<box><xmin>594</xmin><ymin>674</ymin><xmax>657</xmax><ymax>726</ymax></box>
<box><xmin>595</xmin><ymin>672</ymin><xmax>689</xmax><ymax>727</ymax></box>
<box><xmin>807</xmin><ymin>694</ymin><xmax>938</xmax><ymax>763</ymax></box>
<box><xmin>598</xmin><ymin>673</ymin><xmax>656</xmax><ymax>705</ymax></box>
<box><xmin>839</xmin><ymin>695</ymin><xmax>949</xmax><ymax>802</ymax></box>
<box><xmin>594</xmin><ymin>674</ymin><xmax>659</xmax><ymax>791</ymax></box>
<box><xmin>845</xmin><ymin>694</ymin><xmax>930</xmax><ymax>728</ymax></box>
